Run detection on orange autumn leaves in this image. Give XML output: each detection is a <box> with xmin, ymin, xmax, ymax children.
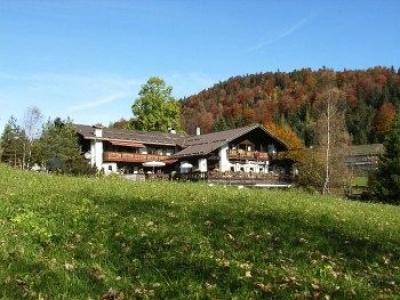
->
<box><xmin>374</xmin><ymin>102</ymin><xmax>397</xmax><ymax>137</ymax></box>
<box><xmin>264</xmin><ymin>121</ymin><xmax>303</xmax><ymax>150</ymax></box>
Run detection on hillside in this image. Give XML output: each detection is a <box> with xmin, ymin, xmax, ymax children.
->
<box><xmin>181</xmin><ymin>67</ymin><xmax>400</xmax><ymax>146</ymax></box>
<box><xmin>0</xmin><ymin>166</ymin><xmax>400</xmax><ymax>298</ymax></box>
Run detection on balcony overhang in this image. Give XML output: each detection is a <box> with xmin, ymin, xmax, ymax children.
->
<box><xmin>108</xmin><ymin>139</ymin><xmax>145</xmax><ymax>148</ymax></box>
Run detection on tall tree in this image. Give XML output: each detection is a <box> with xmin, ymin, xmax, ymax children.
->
<box><xmin>314</xmin><ymin>87</ymin><xmax>351</xmax><ymax>194</ymax></box>
<box><xmin>132</xmin><ymin>77</ymin><xmax>182</xmax><ymax>132</ymax></box>
<box><xmin>370</xmin><ymin>115</ymin><xmax>400</xmax><ymax>203</ymax></box>
<box><xmin>23</xmin><ymin>106</ymin><xmax>43</xmax><ymax>168</ymax></box>
<box><xmin>0</xmin><ymin>116</ymin><xmax>28</xmax><ymax>168</ymax></box>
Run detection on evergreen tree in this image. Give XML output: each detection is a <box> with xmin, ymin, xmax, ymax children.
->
<box><xmin>33</xmin><ymin>118</ymin><xmax>95</xmax><ymax>175</ymax></box>
<box><xmin>371</xmin><ymin>115</ymin><xmax>400</xmax><ymax>203</ymax></box>
<box><xmin>0</xmin><ymin>116</ymin><xmax>27</xmax><ymax>168</ymax></box>
<box><xmin>213</xmin><ymin>117</ymin><xmax>229</xmax><ymax>131</ymax></box>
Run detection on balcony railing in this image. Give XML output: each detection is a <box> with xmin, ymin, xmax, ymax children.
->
<box><xmin>103</xmin><ymin>151</ymin><xmax>170</xmax><ymax>163</ymax></box>
<box><xmin>207</xmin><ymin>170</ymin><xmax>292</xmax><ymax>183</ymax></box>
<box><xmin>228</xmin><ymin>150</ymin><xmax>269</xmax><ymax>161</ymax></box>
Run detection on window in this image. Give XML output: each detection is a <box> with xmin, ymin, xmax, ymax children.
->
<box><xmin>268</xmin><ymin>144</ymin><xmax>276</xmax><ymax>154</ymax></box>
<box><xmin>230</xmin><ymin>166</ymin><xmax>235</xmax><ymax>172</ymax></box>
<box><xmin>250</xmin><ymin>167</ymin><xmax>254</xmax><ymax>172</ymax></box>
<box><xmin>240</xmin><ymin>167</ymin><xmax>244</xmax><ymax>172</ymax></box>
<box><xmin>108</xmin><ymin>165</ymin><xmax>113</xmax><ymax>171</ymax></box>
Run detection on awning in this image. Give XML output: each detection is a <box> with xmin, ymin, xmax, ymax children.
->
<box><xmin>163</xmin><ymin>159</ymin><xmax>178</xmax><ymax>165</ymax></box>
<box><xmin>108</xmin><ymin>139</ymin><xmax>145</xmax><ymax>148</ymax></box>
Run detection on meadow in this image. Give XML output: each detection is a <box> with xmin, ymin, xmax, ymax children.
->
<box><xmin>0</xmin><ymin>165</ymin><xmax>399</xmax><ymax>299</ymax></box>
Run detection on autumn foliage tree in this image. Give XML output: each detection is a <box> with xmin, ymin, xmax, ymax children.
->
<box><xmin>314</xmin><ymin>87</ymin><xmax>351</xmax><ymax>194</ymax></box>
<box><xmin>373</xmin><ymin>102</ymin><xmax>397</xmax><ymax>141</ymax></box>
<box><xmin>263</xmin><ymin>121</ymin><xmax>303</xmax><ymax>150</ymax></box>
<box><xmin>181</xmin><ymin>67</ymin><xmax>400</xmax><ymax>144</ymax></box>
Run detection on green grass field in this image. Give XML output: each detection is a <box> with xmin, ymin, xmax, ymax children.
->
<box><xmin>0</xmin><ymin>165</ymin><xmax>399</xmax><ymax>299</ymax></box>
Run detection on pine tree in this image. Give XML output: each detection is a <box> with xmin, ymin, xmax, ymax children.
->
<box><xmin>33</xmin><ymin>118</ymin><xmax>95</xmax><ymax>175</ymax></box>
<box><xmin>371</xmin><ymin>115</ymin><xmax>400</xmax><ymax>203</ymax></box>
<box><xmin>0</xmin><ymin>116</ymin><xmax>27</xmax><ymax>168</ymax></box>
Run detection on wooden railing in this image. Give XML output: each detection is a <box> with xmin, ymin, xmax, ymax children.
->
<box><xmin>103</xmin><ymin>151</ymin><xmax>170</xmax><ymax>163</ymax></box>
<box><xmin>208</xmin><ymin>170</ymin><xmax>289</xmax><ymax>180</ymax></box>
<box><xmin>228</xmin><ymin>150</ymin><xmax>269</xmax><ymax>161</ymax></box>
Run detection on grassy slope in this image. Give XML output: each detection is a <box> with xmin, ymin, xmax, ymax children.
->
<box><xmin>0</xmin><ymin>166</ymin><xmax>400</xmax><ymax>299</ymax></box>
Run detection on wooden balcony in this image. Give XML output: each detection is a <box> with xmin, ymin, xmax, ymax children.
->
<box><xmin>103</xmin><ymin>151</ymin><xmax>170</xmax><ymax>163</ymax></box>
<box><xmin>228</xmin><ymin>150</ymin><xmax>269</xmax><ymax>161</ymax></box>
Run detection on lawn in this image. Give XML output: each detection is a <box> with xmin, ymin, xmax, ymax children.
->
<box><xmin>0</xmin><ymin>165</ymin><xmax>399</xmax><ymax>299</ymax></box>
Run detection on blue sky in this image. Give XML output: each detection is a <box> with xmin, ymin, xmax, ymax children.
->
<box><xmin>1</xmin><ymin>0</ymin><xmax>400</xmax><ymax>130</ymax></box>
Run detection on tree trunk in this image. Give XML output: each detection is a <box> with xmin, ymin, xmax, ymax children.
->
<box><xmin>323</xmin><ymin>93</ymin><xmax>331</xmax><ymax>194</ymax></box>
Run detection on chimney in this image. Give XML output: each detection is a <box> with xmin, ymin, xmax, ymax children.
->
<box><xmin>93</xmin><ymin>124</ymin><xmax>103</xmax><ymax>138</ymax></box>
<box><xmin>196</xmin><ymin>127</ymin><xmax>201</xmax><ymax>136</ymax></box>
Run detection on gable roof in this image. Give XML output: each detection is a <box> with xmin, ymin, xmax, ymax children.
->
<box><xmin>74</xmin><ymin>124</ymin><xmax>187</xmax><ymax>147</ymax></box>
<box><xmin>74</xmin><ymin>123</ymin><xmax>289</xmax><ymax>157</ymax></box>
<box><xmin>174</xmin><ymin>124</ymin><xmax>289</xmax><ymax>157</ymax></box>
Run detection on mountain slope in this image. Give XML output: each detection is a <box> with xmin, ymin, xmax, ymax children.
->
<box><xmin>181</xmin><ymin>67</ymin><xmax>400</xmax><ymax>145</ymax></box>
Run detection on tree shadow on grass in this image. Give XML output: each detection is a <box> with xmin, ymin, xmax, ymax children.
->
<box><xmin>188</xmin><ymin>206</ymin><xmax>400</xmax><ymax>270</ymax></box>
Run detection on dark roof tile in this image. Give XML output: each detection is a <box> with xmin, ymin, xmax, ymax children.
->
<box><xmin>74</xmin><ymin>123</ymin><xmax>289</xmax><ymax>157</ymax></box>
<box><xmin>74</xmin><ymin>124</ymin><xmax>187</xmax><ymax>146</ymax></box>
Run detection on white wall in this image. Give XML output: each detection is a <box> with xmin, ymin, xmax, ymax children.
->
<box><xmin>94</xmin><ymin>140</ymin><xmax>103</xmax><ymax>169</ymax></box>
<box><xmin>198</xmin><ymin>158</ymin><xmax>208</xmax><ymax>172</ymax></box>
<box><xmin>90</xmin><ymin>141</ymin><xmax>96</xmax><ymax>167</ymax></box>
<box><xmin>218</xmin><ymin>144</ymin><xmax>231</xmax><ymax>172</ymax></box>
<box><xmin>102</xmin><ymin>163</ymin><xmax>117</xmax><ymax>175</ymax></box>
<box><xmin>89</xmin><ymin>127</ymin><xmax>104</xmax><ymax>171</ymax></box>
<box><xmin>232</xmin><ymin>162</ymin><xmax>269</xmax><ymax>173</ymax></box>
<box><xmin>217</xmin><ymin>144</ymin><xmax>271</xmax><ymax>173</ymax></box>
<box><xmin>215</xmin><ymin>152</ymin><xmax>270</xmax><ymax>174</ymax></box>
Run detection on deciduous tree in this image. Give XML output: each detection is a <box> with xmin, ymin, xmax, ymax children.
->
<box><xmin>132</xmin><ymin>77</ymin><xmax>182</xmax><ymax>132</ymax></box>
<box><xmin>264</xmin><ymin>121</ymin><xmax>303</xmax><ymax>150</ymax></box>
<box><xmin>314</xmin><ymin>87</ymin><xmax>351</xmax><ymax>194</ymax></box>
<box><xmin>23</xmin><ymin>106</ymin><xmax>43</xmax><ymax>168</ymax></box>
<box><xmin>373</xmin><ymin>102</ymin><xmax>396</xmax><ymax>141</ymax></box>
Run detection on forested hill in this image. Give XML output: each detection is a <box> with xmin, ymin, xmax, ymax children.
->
<box><xmin>181</xmin><ymin>67</ymin><xmax>400</xmax><ymax>146</ymax></box>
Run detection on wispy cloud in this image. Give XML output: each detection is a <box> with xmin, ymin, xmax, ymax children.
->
<box><xmin>67</xmin><ymin>93</ymin><xmax>131</xmax><ymax>112</ymax></box>
<box><xmin>247</xmin><ymin>15</ymin><xmax>312</xmax><ymax>52</ymax></box>
<box><xmin>0</xmin><ymin>72</ymin><xmax>141</xmax><ymax>128</ymax></box>
<box><xmin>0</xmin><ymin>70</ymin><xmax>217</xmax><ymax>130</ymax></box>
